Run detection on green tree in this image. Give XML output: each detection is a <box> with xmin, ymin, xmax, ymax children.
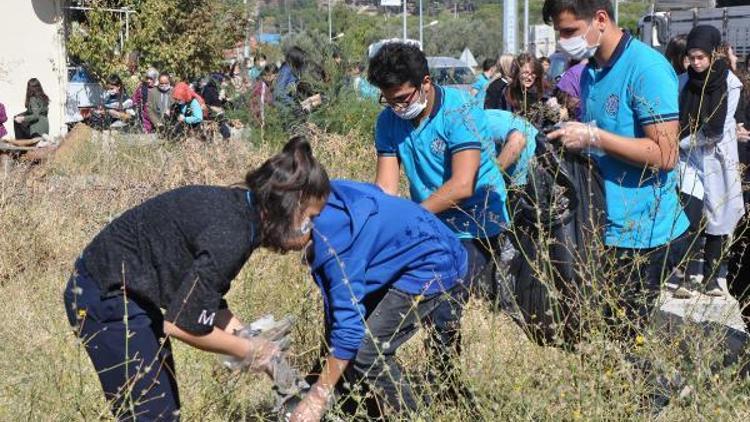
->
<box><xmin>67</xmin><ymin>0</ymin><xmax>246</xmax><ymax>81</ymax></box>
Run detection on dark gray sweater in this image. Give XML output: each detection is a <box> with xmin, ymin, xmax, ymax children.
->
<box><xmin>81</xmin><ymin>185</ymin><xmax>260</xmax><ymax>334</ymax></box>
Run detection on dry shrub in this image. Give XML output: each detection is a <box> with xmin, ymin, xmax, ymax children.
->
<box><xmin>1</xmin><ymin>127</ymin><xmax>749</xmax><ymax>421</ymax></box>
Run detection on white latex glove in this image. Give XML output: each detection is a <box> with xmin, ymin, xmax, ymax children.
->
<box><xmin>548</xmin><ymin>121</ymin><xmax>600</xmax><ymax>152</ymax></box>
<box><xmin>289</xmin><ymin>384</ymin><xmax>331</xmax><ymax>422</ymax></box>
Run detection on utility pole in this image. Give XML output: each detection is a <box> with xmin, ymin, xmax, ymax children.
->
<box><xmin>614</xmin><ymin>0</ymin><xmax>619</xmax><ymax>25</ymax></box>
<box><xmin>328</xmin><ymin>0</ymin><xmax>333</xmax><ymax>41</ymax></box>
<box><xmin>419</xmin><ymin>0</ymin><xmax>423</xmax><ymax>48</ymax></box>
<box><xmin>523</xmin><ymin>0</ymin><xmax>529</xmax><ymax>53</ymax></box>
<box><xmin>403</xmin><ymin>0</ymin><xmax>407</xmax><ymax>41</ymax></box>
<box><xmin>503</xmin><ymin>0</ymin><xmax>518</xmax><ymax>54</ymax></box>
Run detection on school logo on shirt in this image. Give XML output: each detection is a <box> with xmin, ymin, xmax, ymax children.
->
<box><xmin>430</xmin><ymin>138</ymin><xmax>446</xmax><ymax>155</ymax></box>
<box><xmin>605</xmin><ymin>94</ymin><xmax>620</xmax><ymax>117</ymax></box>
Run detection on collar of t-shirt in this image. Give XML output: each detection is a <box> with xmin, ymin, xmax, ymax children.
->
<box><xmin>589</xmin><ymin>31</ymin><xmax>632</xmax><ymax>70</ymax></box>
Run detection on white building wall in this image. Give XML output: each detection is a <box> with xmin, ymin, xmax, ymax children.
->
<box><xmin>0</xmin><ymin>0</ymin><xmax>67</xmax><ymax>138</ymax></box>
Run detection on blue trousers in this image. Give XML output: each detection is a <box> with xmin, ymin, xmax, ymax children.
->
<box><xmin>63</xmin><ymin>262</ymin><xmax>180</xmax><ymax>421</ymax></box>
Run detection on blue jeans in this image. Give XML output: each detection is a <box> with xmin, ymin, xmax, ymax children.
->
<box><xmin>63</xmin><ymin>261</ymin><xmax>180</xmax><ymax>421</ymax></box>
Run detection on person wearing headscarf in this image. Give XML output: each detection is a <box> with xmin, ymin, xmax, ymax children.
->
<box><xmin>675</xmin><ymin>25</ymin><xmax>745</xmax><ymax>298</ymax></box>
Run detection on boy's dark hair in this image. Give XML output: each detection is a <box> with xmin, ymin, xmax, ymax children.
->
<box><xmin>482</xmin><ymin>58</ymin><xmax>496</xmax><ymax>72</ymax></box>
<box><xmin>261</xmin><ymin>63</ymin><xmax>278</xmax><ymax>77</ymax></box>
<box><xmin>106</xmin><ymin>74</ymin><xmax>123</xmax><ymax>87</ymax></box>
<box><xmin>244</xmin><ymin>136</ymin><xmax>330</xmax><ymax>253</ymax></box>
<box><xmin>285</xmin><ymin>46</ymin><xmax>307</xmax><ymax>74</ymax></box>
<box><xmin>542</xmin><ymin>0</ymin><xmax>615</xmax><ymax>25</ymax></box>
<box><xmin>367</xmin><ymin>42</ymin><xmax>429</xmax><ymax>89</ymax></box>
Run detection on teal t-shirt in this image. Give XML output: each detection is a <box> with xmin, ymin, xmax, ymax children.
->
<box><xmin>580</xmin><ymin>33</ymin><xmax>689</xmax><ymax>249</ymax></box>
<box><xmin>375</xmin><ymin>85</ymin><xmax>509</xmax><ymax>239</ymax></box>
<box><xmin>472</xmin><ymin>73</ymin><xmax>490</xmax><ymax>105</ymax></box>
<box><xmin>484</xmin><ymin>109</ymin><xmax>537</xmax><ymax>187</ymax></box>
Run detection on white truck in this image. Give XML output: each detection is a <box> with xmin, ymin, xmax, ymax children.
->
<box><xmin>638</xmin><ymin>0</ymin><xmax>750</xmax><ymax>60</ymax></box>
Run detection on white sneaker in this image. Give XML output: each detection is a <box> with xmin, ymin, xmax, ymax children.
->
<box><xmin>704</xmin><ymin>278</ymin><xmax>725</xmax><ymax>298</ymax></box>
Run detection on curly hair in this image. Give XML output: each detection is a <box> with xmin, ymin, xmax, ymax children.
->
<box><xmin>244</xmin><ymin>136</ymin><xmax>330</xmax><ymax>253</ymax></box>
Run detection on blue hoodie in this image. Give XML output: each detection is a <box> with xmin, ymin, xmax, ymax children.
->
<box><xmin>309</xmin><ymin>180</ymin><xmax>468</xmax><ymax>360</ymax></box>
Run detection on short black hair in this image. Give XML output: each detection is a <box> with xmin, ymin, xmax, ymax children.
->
<box><xmin>482</xmin><ymin>58</ymin><xmax>495</xmax><ymax>72</ymax></box>
<box><xmin>542</xmin><ymin>0</ymin><xmax>614</xmax><ymax>25</ymax></box>
<box><xmin>367</xmin><ymin>42</ymin><xmax>428</xmax><ymax>89</ymax></box>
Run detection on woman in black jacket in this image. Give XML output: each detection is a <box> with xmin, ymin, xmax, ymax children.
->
<box><xmin>63</xmin><ymin>137</ymin><xmax>330</xmax><ymax>421</ymax></box>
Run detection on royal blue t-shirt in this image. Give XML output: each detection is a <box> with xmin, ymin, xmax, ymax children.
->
<box><xmin>309</xmin><ymin>180</ymin><xmax>468</xmax><ymax>360</ymax></box>
<box><xmin>484</xmin><ymin>109</ymin><xmax>538</xmax><ymax>187</ymax></box>
<box><xmin>375</xmin><ymin>85</ymin><xmax>509</xmax><ymax>239</ymax></box>
<box><xmin>580</xmin><ymin>33</ymin><xmax>689</xmax><ymax>248</ymax></box>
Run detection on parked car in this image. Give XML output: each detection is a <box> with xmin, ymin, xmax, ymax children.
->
<box><xmin>427</xmin><ymin>57</ymin><xmax>475</xmax><ymax>91</ymax></box>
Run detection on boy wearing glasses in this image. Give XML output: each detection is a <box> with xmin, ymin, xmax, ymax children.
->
<box><xmin>367</xmin><ymin>41</ymin><xmax>509</xmax><ymax>303</ymax></box>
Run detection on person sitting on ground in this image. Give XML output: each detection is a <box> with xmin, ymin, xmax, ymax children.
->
<box><xmin>132</xmin><ymin>67</ymin><xmax>159</xmax><ymax>133</ymax></box>
<box><xmin>172</xmin><ymin>82</ymin><xmax>205</xmax><ymax>135</ymax></box>
<box><xmin>291</xmin><ymin>180</ymin><xmax>469</xmax><ymax>421</ymax></box>
<box><xmin>13</xmin><ymin>78</ymin><xmax>49</xmax><ymax>140</ymax></box>
<box><xmin>250</xmin><ymin>64</ymin><xmax>277</xmax><ymax>126</ymax></box>
<box><xmin>248</xmin><ymin>53</ymin><xmax>267</xmax><ymax>81</ymax></box>
<box><xmin>147</xmin><ymin>73</ymin><xmax>173</xmax><ymax>132</ymax></box>
<box><xmin>0</xmin><ymin>101</ymin><xmax>8</xmax><ymax>140</ymax></box>
<box><xmin>91</xmin><ymin>74</ymin><xmax>135</xmax><ymax>130</ymax></box>
<box><xmin>674</xmin><ymin>25</ymin><xmax>745</xmax><ymax>298</ymax></box>
<box><xmin>63</xmin><ymin>137</ymin><xmax>329</xmax><ymax>421</ymax></box>
<box><xmin>198</xmin><ymin>75</ymin><xmax>231</xmax><ymax>140</ymax></box>
<box><xmin>471</xmin><ymin>58</ymin><xmax>496</xmax><ymax>103</ymax></box>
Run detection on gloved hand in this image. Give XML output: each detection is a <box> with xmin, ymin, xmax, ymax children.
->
<box><xmin>548</xmin><ymin>121</ymin><xmax>600</xmax><ymax>152</ymax></box>
<box><xmin>226</xmin><ymin>336</ymin><xmax>282</xmax><ymax>374</ymax></box>
<box><xmin>289</xmin><ymin>384</ymin><xmax>332</xmax><ymax>422</ymax></box>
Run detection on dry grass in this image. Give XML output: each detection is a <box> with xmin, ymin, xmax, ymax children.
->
<box><xmin>1</xmin><ymin>126</ymin><xmax>749</xmax><ymax>421</ymax></box>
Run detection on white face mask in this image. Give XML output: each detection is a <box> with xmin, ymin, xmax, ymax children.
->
<box><xmin>393</xmin><ymin>89</ymin><xmax>427</xmax><ymax>120</ymax></box>
<box><xmin>294</xmin><ymin>217</ymin><xmax>313</xmax><ymax>237</ymax></box>
<box><xmin>558</xmin><ymin>24</ymin><xmax>602</xmax><ymax>61</ymax></box>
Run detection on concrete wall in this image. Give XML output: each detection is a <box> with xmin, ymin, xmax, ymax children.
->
<box><xmin>0</xmin><ymin>0</ymin><xmax>67</xmax><ymax>138</ymax></box>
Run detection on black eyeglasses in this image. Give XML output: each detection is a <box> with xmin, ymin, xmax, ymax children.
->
<box><xmin>378</xmin><ymin>87</ymin><xmax>420</xmax><ymax>110</ymax></box>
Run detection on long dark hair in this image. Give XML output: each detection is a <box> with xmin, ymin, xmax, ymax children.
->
<box><xmin>506</xmin><ymin>54</ymin><xmax>545</xmax><ymax>113</ymax></box>
<box><xmin>245</xmin><ymin>137</ymin><xmax>330</xmax><ymax>252</ymax></box>
<box><xmin>25</xmin><ymin>78</ymin><xmax>49</xmax><ymax>109</ymax></box>
<box><xmin>665</xmin><ymin>34</ymin><xmax>688</xmax><ymax>75</ymax></box>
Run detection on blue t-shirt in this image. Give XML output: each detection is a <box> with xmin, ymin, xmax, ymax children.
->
<box><xmin>375</xmin><ymin>85</ymin><xmax>509</xmax><ymax>239</ymax></box>
<box><xmin>580</xmin><ymin>33</ymin><xmax>689</xmax><ymax>249</ymax></box>
<box><xmin>310</xmin><ymin>180</ymin><xmax>468</xmax><ymax>360</ymax></box>
<box><xmin>472</xmin><ymin>73</ymin><xmax>490</xmax><ymax>104</ymax></box>
<box><xmin>485</xmin><ymin>109</ymin><xmax>538</xmax><ymax>187</ymax></box>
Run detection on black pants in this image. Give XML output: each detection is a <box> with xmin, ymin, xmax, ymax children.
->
<box><xmin>63</xmin><ymin>262</ymin><xmax>180</xmax><ymax>421</ymax></box>
<box><xmin>13</xmin><ymin>120</ymin><xmax>37</xmax><ymax>140</ymax></box>
<box><xmin>607</xmin><ymin>235</ymin><xmax>687</xmax><ymax>339</ymax></box>
<box><xmin>322</xmin><ymin>285</ymin><xmax>462</xmax><ymax>418</ymax></box>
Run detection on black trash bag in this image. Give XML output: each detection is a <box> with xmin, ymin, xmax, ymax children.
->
<box><xmin>507</xmin><ymin>133</ymin><xmax>606</xmax><ymax>347</ymax></box>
